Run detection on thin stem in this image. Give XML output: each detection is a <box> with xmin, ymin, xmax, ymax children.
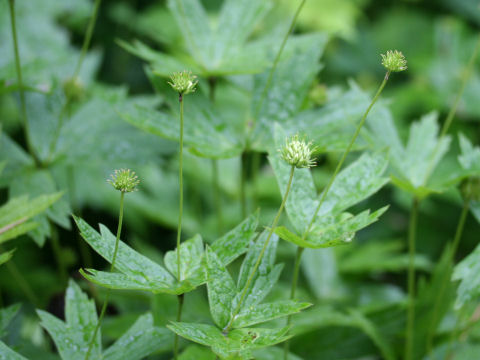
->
<box><xmin>49</xmin><ymin>221</ymin><xmax>67</xmax><ymax>286</ymax></box>
<box><xmin>253</xmin><ymin>0</ymin><xmax>307</xmax><ymax>119</ymax></box>
<box><xmin>405</xmin><ymin>197</ymin><xmax>419</xmax><ymax>360</ymax></box>
<box><xmin>212</xmin><ymin>159</ymin><xmax>223</xmax><ymax>235</ymax></box>
<box><xmin>174</xmin><ymin>294</ymin><xmax>185</xmax><ymax>359</ymax></box>
<box><xmin>74</xmin><ymin>0</ymin><xmax>102</xmax><ymax>79</ymax></box>
<box><xmin>426</xmin><ymin>199</ymin><xmax>470</xmax><ymax>354</ymax></box>
<box><xmin>8</xmin><ymin>0</ymin><xmax>37</xmax><ymax>162</ymax></box>
<box><xmin>3</xmin><ymin>251</ymin><xmax>38</xmax><ymax>306</ymax></box>
<box><xmin>85</xmin><ymin>191</ymin><xmax>125</xmax><ymax>360</ymax></box>
<box><xmin>283</xmin><ymin>246</ymin><xmax>305</xmax><ymax>360</ymax></box>
<box><xmin>423</xmin><ymin>35</ymin><xmax>480</xmax><ymax>184</ymax></box>
<box><xmin>240</xmin><ymin>152</ymin><xmax>247</xmax><ymax>219</ymax></box>
<box><xmin>224</xmin><ymin>166</ymin><xmax>296</xmax><ymax>333</ymax></box>
<box><xmin>303</xmin><ymin>72</ymin><xmax>390</xmax><ymax>238</ymax></box>
<box><xmin>176</xmin><ymin>96</ymin><xmax>184</xmax><ymax>281</ymax></box>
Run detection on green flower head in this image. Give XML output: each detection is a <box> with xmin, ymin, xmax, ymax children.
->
<box><xmin>168</xmin><ymin>70</ymin><xmax>198</xmax><ymax>95</ymax></box>
<box><xmin>381</xmin><ymin>50</ymin><xmax>407</xmax><ymax>72</ymax></box>
<box><xmin>279</xmin><ymin>134</ymin><xmax>316</xmax><ymax>169</ymax></box>
<box><xmin>107</xmin><ymin>169</ymin><xmax>140</xmax><ymax>193</ymax></box>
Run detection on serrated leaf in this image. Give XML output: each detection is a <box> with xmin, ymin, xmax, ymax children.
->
<box><xmin>210</xmin><ymin>210</ymin><xmax>259</xmax><ymax>265</ymax></box>
<box><xmin>37</xmin><ymin>280</ymin><xmax>100</xmax><ymax>360</ymax></box>
<box><xmin>164</xmin><ymin>235</ymin><xmax>204</xmax><ymax>281</ymax></box>
<box><xmin>453</xmin><ymin>241</ymin><xmax>480</xmax><ymax>309</ymax></box>
<box><xmin>168</xmin><ymin>322</ymin><xmax>290</xmax><ymax>358</ymax></box>
<box><xmin>458</xmin><ymin>133</ymin><xmax>480</xmax><ymax>173</ymax></box>
<box><xmin>103</xmin><ymin>313</ymin><xmax>173</xmax><ymax>360</ymax></box>
<box><xmin>205</xmin><ymin>247</ymin><xmax>237</xmax><ymax>329</ymax></box>
<box><xmin>232</xmin><ymin>300</ymin><xmax>311</xmax><ymax>328</ymax></box>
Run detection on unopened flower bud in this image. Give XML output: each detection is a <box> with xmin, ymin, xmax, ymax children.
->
<box><xmin>381</xmin><ymin>50</ymin><xmax>407</xmax><ymax>72</ymax></box>
<box><xmin>107</xmin><ymin>169</ymin><xmax>140</xmax><ymax>193</ymax></box>
<box><xmin>279</xmin><ymin>134</ymin><xmax>316</xmax><ymax>169</ymax></box>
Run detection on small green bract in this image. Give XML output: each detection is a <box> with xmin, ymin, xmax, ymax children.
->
<box><xmin>279</xmin><ymin>134</ymin><xmax>316</xmax><ymax>169</ymax></box>
<box><xmin>168</xmin><ymin>70</ymin><xmax>198</xmax><ymax>95</ymax></box>
<box><xmin>381</xmin><ymin>50</ymin><xmax>407</xmax><ymax>72</ymax></box>
<box><xmin>107</xmin><ymin>169</ymin><xmax>140</xmax><ymax>193</ymax></box>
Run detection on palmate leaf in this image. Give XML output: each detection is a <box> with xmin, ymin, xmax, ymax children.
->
<box><xmin>250</xmin><ymin>33</ymin><xmax>328</xmax><ymax>151</ymax></box>
<box><xmin>172</xmin><ymin>231</ymin><xmax>309</xmax><ymax>359</ymax></box>
<box><xmin>76</xmin><ymin>211</ymin><xmax>259</xmax><ymax>294</ymax></box>
<box><xmin>118</xmin><ymin>94</ymin><xmax>243</xmax><ymax>159</ymax></box>
<box><xmin>457</xmin><ymin>133</ymin><xmax>480</xmax><ymax>224</ymax></box>
<box><xmin>168</xmin><ymin>322</ymin><xmax>290</xmax><ymax>360</ymax></box>
<box><xmin>37</xmin><ymin>280</ymin><xmax>171</xmax><ymax>360</ymax></box>
<box><xmin>166</xmin><ymin>0</ymin><xmax>272</xmax><ymax>76</ymax></box>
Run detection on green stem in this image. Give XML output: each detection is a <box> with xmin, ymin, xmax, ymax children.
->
<box><xmin>251</xmin><ymin>152</ymin><xmax>261</xmax><ymax>210</ymax></box>
<box><xmin>49</xmin><ymin>221</ymin><xmax>67</xmax><ymax>286</ymax></box>
<box><xmin>3</xmin><ymin>251</ymin><xmax>38</xmax><ymax>306</ymax></box>
<box><xmin>176</xmin><ymin>95</ymin><xmax>184</xmax><ymax>281</ymax></box>
<box><xmin>8</xmin><ymin>0</ymin><xmax>37</xmax><ymax>163</ymax></box>
<box><xmin>74</xmin><ymin>0</ymin><xmax>102</xmax><ymax>79</ymax></box>
<box><xmin>303</xmin><ymin>72</ymin><xmax>390</xmax><ymax>238</ymax></box>
<box><xmin>174</xmin><ymin>293</ymin><xmax>185</xmax><ymax>359</ymax></box>
<box><xmin>212</xmin><ymin>159</ymin><xmax>223</xmax><ymax>235</ymax></box>
<box><xmin>405</xmin><ymin>197</ymin><xmax>419</xmax><ymax>360</ymax></box>
<box><xmin>253</xmin><ymin>0</ymin><xmax>307</xmax><ymax>119</ymax></box>
<box><xmin>283</xmin><ymin>246</ymin><xmax>305</xmax><ymax>360</ymax></box>
<box><xmin>240</xmin><ymin>152</ymin><xmax>247</xmax><ymax>219</ymax></box>
<box><xmin>85</xmin><ymin>191</ymin><xmax>125</xmax><ymax>360</ymax></box>
<box><xmin>224</xmin><ymin>165</ymin><xmax>296</xmax><ymax>333</ymax></box>
<box><xmin>426</xmin><ymin>199</ymin><xmax>470</xmax><ymax>354</ymax></box>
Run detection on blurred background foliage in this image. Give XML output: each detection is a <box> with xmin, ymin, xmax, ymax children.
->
<box><xmin>1</xmin><ymin>0</ymin><xmax>480</xmax><ymax>359</ymax></box>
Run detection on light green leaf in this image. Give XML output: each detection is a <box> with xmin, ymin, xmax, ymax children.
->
<box><xmin>453</xmin><ymin>241</ymin><xmax>480</xmax><ymax>309</ymax></box>
<box><xmin>179</xmin><ymin>345</ymin><xmax>216</xmax><ymax>360</ymax></box>
<box><xmin>103</xmin><ymin>313</ymin><xmax>173</xmax><ymax>360</ymax></box>
<box><xmin>0</xmin><ymin>192</ymin><xmax>62</xmax><ymax>245</ymax></box>
<box><xmin>0</xmin><ymin>341</ymin><xmax>28</xmax><ymax>360</ymax></box>
<box><xmin>232</xmin><ymin>300</ymin><xmax>311</xmax><ymax>328</ymax></box>
<box><xmin>235</xmin><ymin>231</ymin><xmax>283</xmax><ymax>310</ymax></box>
<box><xmin>210</xmin><ymin>210</ymin><xmax>259</xmax><ymax>266</ymax></box>
<box><xmin>37</xmin><ymin>280</ymin><xmax>100</xmax><ymax>360</ymax></box>
<box><xmin>250</xmin><ymin>34</ymin><xmax>328</xmax><ymax>150</ymax></box>
<box><xmin>205</xmin><ymin>247</ymin><xmax>237</xmax><ymax>329</ymax></box>
<box><xmin>164</xmin><ymin>235</ymin><xmax>204</xmax><ymax>281</ymax></box>
<box><xmin>458</xmin><ymin>133</ymin><xmax>480</xmax><ymax>173</ymax></box>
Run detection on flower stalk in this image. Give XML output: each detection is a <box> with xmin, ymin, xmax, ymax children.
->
<box><xmin>85</xmin><ymin>170</ymin><xmax>138</xmax><ymax>360</ymax></box>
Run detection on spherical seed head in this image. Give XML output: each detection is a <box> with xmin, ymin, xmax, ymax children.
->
<box><xmin>107</xmin><ymin>169</ymin><xmax>140</xmax><ymax>193</ymax></box>
<box><xmin>63</xmin><ymin>76</ymin><xmax>84</xmax><ymax>102</ymax></box>
<box><xmin>381</xmin><ymin>50</ymin><xmax>407</xmax><ymax>72</ymax></box>
<box><xmin>168</xmin><ymin>70</ymin><xmax>198</xmax><ymax>95</ymax></box>
<box><xmin>279</xmin><ymin>134</ymin><xmax>316</xmax><ymax>169</ymax></box>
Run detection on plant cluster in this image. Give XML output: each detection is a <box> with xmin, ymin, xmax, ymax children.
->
<box><xmin>1</xmin><ymin>0</ymin><xmax>480</xmax><ymax>360</ymax></box>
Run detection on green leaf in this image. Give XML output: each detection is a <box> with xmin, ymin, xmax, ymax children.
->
<box><xmin>232</xmin><ymin>300</ymin><xmax>311</xmax><ymax>328</ymax></box>
<box><xmin>0</xmin><ymin>303</ymin><xmax>21</xmax><ymax>337</ymax></box>
<box><xmin>0</xmin><ymin>249</ymin><xmax>15</xmax><ymax>266</ymax></box>
<box><xmin>168</xmin><ymin>322</ymin><xmax>290</xmax><ymax>358</ymax></box>
<box><xmin>453</xmin><ymin>241</ymin><xmax>480</xmax><ymax>309</ymax></box>
<box><xmin>458</xmin><ymin>133</ymin><xmax>480</xmax><ymax>173</ymax></box>
<box><xmin>210</xmin><ymin>210</ymin><xmax>259</xmax><ymax>266</ymax></box>
<box><xmin>103</xmin><ymin>313</ymin><xmax>173</xmax><ymax>360</ymax></box>
<box><xmin>235</xmin><ymin>231</ymin><xmax>283</xmax><ymax>310</ymax></box>
<box><xmin>179</xmin><ymin>345</ymin><xmax>216</xmax><ymax>360</ymax></box>
<box><xmin>164</xmin><ymin>234</ymin><xmax>204</xmax><ymax>281</ymax></box>
<box><xmin>250</xmin><ymin>34</ymin><xmax>328</xmax><ymax>150</ymax></box>
<box><xmin>205</xmin><ymin>247</ymin><xmax>237</xmax><ymax>329</ymax></box>
<box><xmin>0</xmin><ymin>192</ymin><xmax>63</xmax><ymax>245</ymax></box>
<box><xmin>0</xmin><ymin>341</ymin><xmax>28</xmax><ymax>360</ymax></box>
<box><xmin>37</xmin><ymin>280</ymin><xmax>100</xmax><ymax>360</ymax></box>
